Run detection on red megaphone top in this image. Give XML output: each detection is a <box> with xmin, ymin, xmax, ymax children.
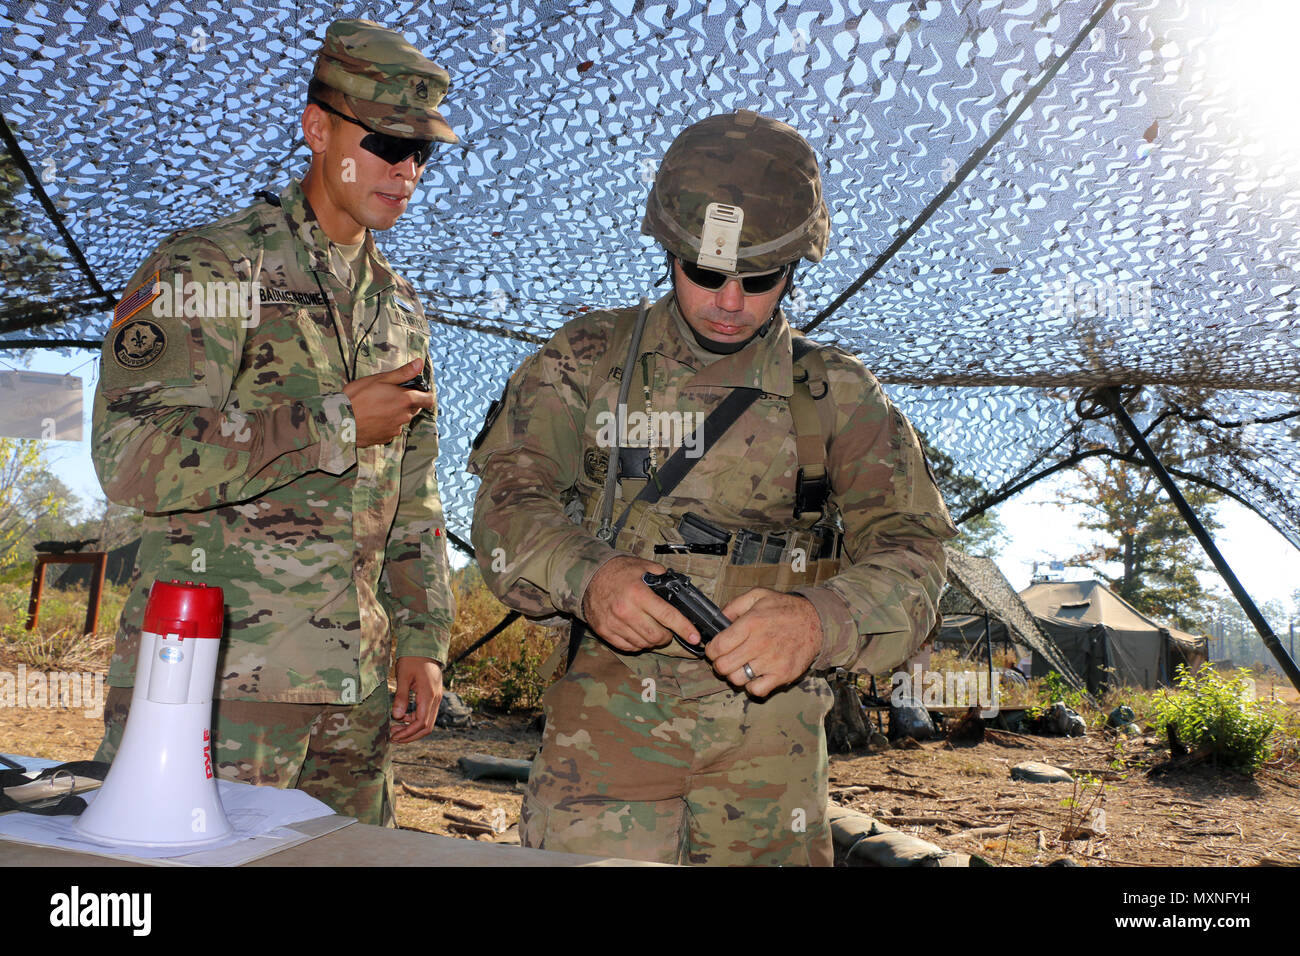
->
<box><xmin>142</xmin><ymin>579</ymin><xmax>225</xmax><ymax>640</ymax></box>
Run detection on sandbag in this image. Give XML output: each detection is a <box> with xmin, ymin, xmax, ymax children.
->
<box><xmin>847</xmin><ymin>831</ymin><xmax>949</xmax><ymax>867</ymax></box>
<box><xmin>889</xmin><ymin>695</ymin><xmax>935</xmax><ymax>741</ymax></box>
<box><xmin>457</xmin><ymin>754</ymin><xmax>532</xmax><ymax>782</ymax></box>
<box><xmin>828</xmin><ymin>805</ymin><xmax>895</xmax><ymax>848</ymax></box>
<box><xmin>436</xmin><ymin>691</ymin><xmax>474</xmax><ymax>729</ymax></box>
<box><xmin>1047</xmin><ymin>701</ymin><xmax>1087</xmax><ymax>737</ymax></box>
<box><xmin>829</xmin><ymin>805</ymin><xmax>970</xmax><ymax>867</ymax></box>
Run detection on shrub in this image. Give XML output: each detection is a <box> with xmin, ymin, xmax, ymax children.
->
<box><xmin>496</xmin><ymin>649</ymin><xmax>547</xmax><ymax>712</ymax></box>
<box><xmin>1025</xmin><ymin>670</ymin><xmax>1090</xmax><ymax>721</ymax></box>
<box><xmin>1149</xmin><ymin>665</ymin><xmax>1276</xmax><ymax>773</ymax></box>
<box><xmin>1041</xmin><ymin>670</ymin><xmax>1088</xmax><ymax>712</ymax></box>
<box><xmin>444</xmin><ymin>565</ymin><xmax>558</xmax><ymax>712</ymax></box>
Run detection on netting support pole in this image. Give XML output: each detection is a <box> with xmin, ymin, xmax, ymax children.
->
<box><xmin>1092</xmin><ymin>386</ymin><xmax>1300</xmax><ymax>693</ymax></box>
<box><xmin>984</xmin><ymin>609</ymin><xmax>993</xmax><ymax>691</ymax></box>
<box><xmin>444</xmin><ymin>528</ymin><xmax>475</xmax><ymax>559</ymax></box>
<box><xmin>0</xmin><ymin>113</ymin><xmax>114</xmax><ymax>310</ymax></box>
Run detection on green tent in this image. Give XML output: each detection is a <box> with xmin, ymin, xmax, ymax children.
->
<box><xmin>1019</xmin><ymin>580</ymin><xmax>1210</xmax><ymax>693</ymax></box>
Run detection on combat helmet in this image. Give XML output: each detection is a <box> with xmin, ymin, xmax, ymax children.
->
<box><xmin>642</xmin><ymin>110</ymin><xmax>829</xmax><ymax>274</ymax></box>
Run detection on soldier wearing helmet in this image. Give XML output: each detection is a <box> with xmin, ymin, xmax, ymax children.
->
<box><xmin>92</xmin><ymin>20</ymin><xmax>459</xmax><ymax>826</ymax></box>
<box><xmin>469</xmin><ymin>110</ymin><xmax>955</xmax><ymax>864</ymax></box>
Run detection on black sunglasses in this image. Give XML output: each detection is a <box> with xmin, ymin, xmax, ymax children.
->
<box><xmin>308</xmin><ymin>95</ymin><xmax>436</xmax><ymax>167</ymax></box>
<box><xmin>678</xmin><ymin>258</ymin><xmax>790</xmax><ymax>294</ymax></box>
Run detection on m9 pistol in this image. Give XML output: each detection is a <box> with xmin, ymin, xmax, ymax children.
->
<box><xmin>642</xmin><ymin>570</ymin><xmax>732</xmax><ymax>658</ymax></box>
<box><xmin>398</xmin><ymin>364</ymin><xmax>432</xmax><ymax>424</ymax></box>
<box><xmin>398</xmin><ymin>369</ymin><xmax>431</xmax><ymax>391</ymax></box>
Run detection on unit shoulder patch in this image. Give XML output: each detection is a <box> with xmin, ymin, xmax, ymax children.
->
<box><xmin>111</xmin><ymin>319</ymin><xmax>168</xmax><ymax>370</ymax></box>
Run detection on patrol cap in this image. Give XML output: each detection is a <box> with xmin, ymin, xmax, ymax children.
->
<box><xmin>643</xmin><ymin>110</ymin><xmax>829</xmax><ymax>273</ymax></box>
<box><xmin>313</xmin><ymin>19</ymin><xmax>458</xmax><ymax>144</ymax></box>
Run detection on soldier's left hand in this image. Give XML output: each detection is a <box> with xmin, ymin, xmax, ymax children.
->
<box><xmin>391</xmin><ymin>656</ymin><xmax>443</xmax><ymax>743</ymax></box>
<box><xmin>706</xmin><ymin>589</ymin><xmax>822</xmax><ymax>699</ymax></box>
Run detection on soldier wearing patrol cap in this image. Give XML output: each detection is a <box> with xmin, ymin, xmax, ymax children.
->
<box><xmin>469</xmin><ymin>110</ymin><xmax>957</xmax><ymax>865</ymax></box>
<box><xmin>91</xmin><ymin>19</ymin><xmax>459</xmax><ymax>826</ymax></box>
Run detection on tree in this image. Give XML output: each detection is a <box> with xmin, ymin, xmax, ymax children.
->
<box><xmin>1197</xmin><ymin>591</ymin><xmax>1297</xmax><ymax>671</ymax></box>
<box><xmin>1059</xmin><ymin>455</ymin><xmax>1222</xmax><ymax>631</ymax></box>
<box><xmin>0</xmin><ymin>437</ymin><xmax>75</xmax><ymax>568</ymax></box>
<box><xmin>85</xmin><ymin>498</ymin><xmax>142</xmax><ymax>554</ymax></box>
<box><xmin>1201</xmin><ymin>591</ymin><xmax>1249</xmax><ymax>664</ymax></box>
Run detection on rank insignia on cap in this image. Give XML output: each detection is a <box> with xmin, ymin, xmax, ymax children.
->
<box><xmin>113</xmin><ymin>271</ymin><xmax>162</xmax><ymax>329</ymax></box>
<box><xmin>415</xmin><ymin>79</ymin><xmax>428</xmax><ymax>100</ymax></box>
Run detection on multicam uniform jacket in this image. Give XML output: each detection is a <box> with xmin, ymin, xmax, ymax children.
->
<box><xmin>93</xmin><ymin>178</ymin><xmax>454</xmax><ymax>704</ymax></box>
<box><xmin>469</xmin><ymin>293</ymin><xmax>956</xmax><ymax>696</ymax></box>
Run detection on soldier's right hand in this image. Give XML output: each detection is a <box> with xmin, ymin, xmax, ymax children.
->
<box><xmin>582</xmin><ymin>555</ymin><xmax>700</xmax><ymax>653</ymax></box>
<box><xmin>341</xmin><ymin>358</ymin><xmax>435</xmax><ymax>447</ymax></box>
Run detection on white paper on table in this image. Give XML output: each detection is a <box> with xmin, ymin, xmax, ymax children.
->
<box><xmin>0</xmin><ymin>778</ymin><xmax>341</xmax><ymax>862</ymax></box>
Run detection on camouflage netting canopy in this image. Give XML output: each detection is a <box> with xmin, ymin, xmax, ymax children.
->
<box><xmin>939</xmin><ymin>547</ymin><xmax>1084</xmax><ymax>689</ymax></box>
<box><xmin>2</xmin><ymin>0</ymin><xmax>1298</xmax><ymax>552</ymax></box>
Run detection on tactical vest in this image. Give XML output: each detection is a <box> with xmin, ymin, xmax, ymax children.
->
<box><xmin>571</xmin><ymin>314</ymin><xmax>845</xmax><ymax>698</ymax></box>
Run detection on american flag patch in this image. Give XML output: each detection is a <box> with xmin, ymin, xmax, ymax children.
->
<box><xmin>112</xmin><ymin>271</ymin><xmax>161</xmax><ymax>329</ymax></box>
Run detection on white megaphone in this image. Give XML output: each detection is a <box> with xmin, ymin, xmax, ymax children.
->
<box><xmin>76</xmin><ymin>579</ymin><xmax>233</xmax><ymax>847</ymax></box>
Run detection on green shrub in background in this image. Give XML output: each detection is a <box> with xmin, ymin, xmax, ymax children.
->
<box><xmin>1042</xmin><ymin>670</ymin><xmax>1088</xmax><ymax>712</ymax></box>
<box><xmin>443</xmin><ymin>564</ymin><xmax>558</xmax><ymax>712</ymax></box>
<box><xmin>1026</xmin><ymin>670</ymin><xmax>1090</xmax><ymax>720</ymax></box>
<box><xmin>1150</xmin><ymin>665</ymin><xmax>1276</xmax><ymax>773</ymax></box>
<box><xmin>497</xmin><ymin>649</ymin><xmax>548</xmax><ymax>712</ymax></box>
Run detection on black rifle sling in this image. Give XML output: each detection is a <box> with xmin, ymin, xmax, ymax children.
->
<box><xmin>609</xmin><ymin>385</ymin><xmax>760</xmax><ymax>535</ymax></box>
<box><xmin>567</xmin><ymin>336</ymin><xmax>823</xmax><ymax>668</ymax></box>
<box><xmin>611</xmin><ymin>336</ymin><xmax>822</xmax><ymax>534</ymax></box>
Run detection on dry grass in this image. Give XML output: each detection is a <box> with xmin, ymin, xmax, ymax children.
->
<box><xmin>828</xmin><ymin>730</ymin><xmax>1300</xmax><ymax>866</ymax></box>
<box><xmin>444</xmin><ymin>566</ymin><xmax>560</xmax><ymax>712</ymax></box>
<box><xmin>0</xmin><ymin>574</ymin><xmax>123</xmax><ymax>671</ymax></box>
<box><xmin>913</xmin><ymin>647</ymin><xmax>1059</xmax><ymax>710</ymax></box>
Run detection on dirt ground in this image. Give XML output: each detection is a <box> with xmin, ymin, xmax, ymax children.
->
<box><xmin>827</xmin><ymin>727</ymin><xmax>1300</xmax><ymax>866</ymax></box>
<box><xmin>3</xmin><ymin>654</ymin><xmax>1297</xmax><ymax>866</ymax></box>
